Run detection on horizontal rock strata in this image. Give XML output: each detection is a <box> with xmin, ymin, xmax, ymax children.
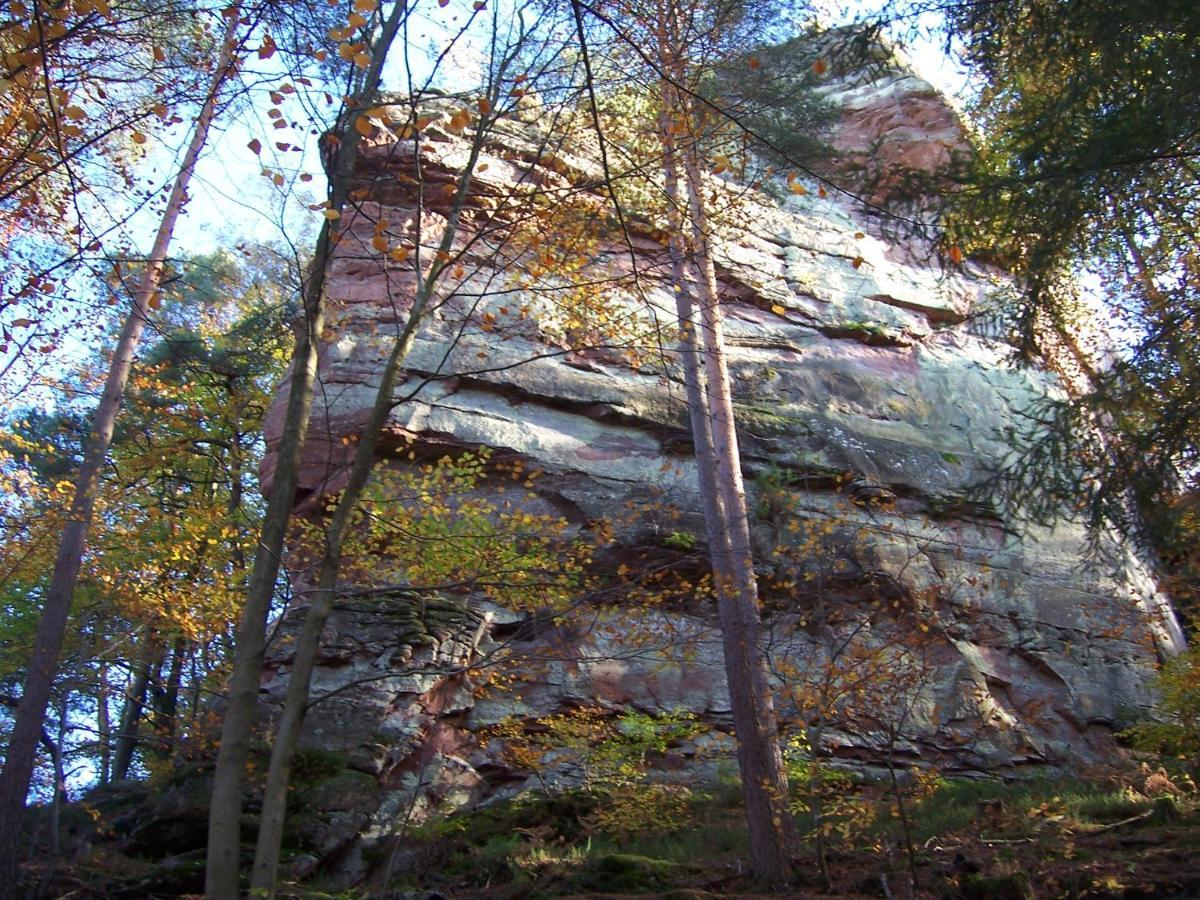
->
<box><xmin>258</xmin><ymin>50</ymin><xmax>1184</xmax><ymax>885</ymax></box>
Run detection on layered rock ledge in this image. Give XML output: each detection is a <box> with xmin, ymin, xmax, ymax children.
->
<box><xmin>258</xmin><ymin>49</ymin><xmax>1185</xmax><ymax>884</ymax></box>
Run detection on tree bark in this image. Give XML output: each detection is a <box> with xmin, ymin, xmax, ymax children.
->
<box><xmin>680</xmin><ymin>138</ymin><xmax>799</xmax><ymax>884</ymax></box>
<box><xmin>249</xmin><ymin>59</ymin><xmax>496</xmax><ymax>894</ymax></box>
<box><xmin>111</xmin><ymin>644</ymin><xmax>159</xmax><ymax>782</ymax></box>
<box><xmin>650</xmin><ymin>27</ymin><xmax>798</xmax><ymax>876</ymax></box>
<box><xmin>205</xmin><ymin>4</ymin><xmax>412</xmax><ymax>894</ymax></box>
<box><xmin>0</xmin><ymin>15</ymin><xmax>243</xmax><ymax>895</ymax></box>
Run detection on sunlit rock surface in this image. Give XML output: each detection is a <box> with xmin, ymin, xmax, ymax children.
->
<box><xmin>259</xmin><ymin>43</ymin><xmax>1184</xmax><ymax>885</ymax></box>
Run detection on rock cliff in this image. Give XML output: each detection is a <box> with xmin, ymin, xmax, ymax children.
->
<box><xmin>258</xmin><ymin>46</ymin><xmax>1184</xmax><ymax>883</ymax></box>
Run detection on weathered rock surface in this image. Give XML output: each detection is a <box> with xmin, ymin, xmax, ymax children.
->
<box><xmin>258</xmin><ymin>46</ymin><xmax>1184</xmax><ymax>882</ymax></box>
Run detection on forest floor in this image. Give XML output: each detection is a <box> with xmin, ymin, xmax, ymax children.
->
<box><xmin>21</xmin><ymin>759</ymin><xmax>1200</xmax><ymax>897</ymax></box>
<box><xmin>364</xmin><ymin>765</ymin><xmax>1200</xmax><ymax>899</ymax></box>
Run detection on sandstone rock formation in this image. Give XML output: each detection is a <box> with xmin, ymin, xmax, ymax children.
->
<box><xmin>258</xmin><ymin>44</ymin><xmax>1184</xmax><ymax>884</ymax></box>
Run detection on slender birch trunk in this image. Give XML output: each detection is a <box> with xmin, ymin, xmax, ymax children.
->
<box><xmin>0</xmin><ymin>15</ymin><xmax>243</xmax><ymax>894</ymax></box>
<box><xmin>205</xmin><ymin>4</ymin><xmax>412</xmax><ymax>894</ymax></box>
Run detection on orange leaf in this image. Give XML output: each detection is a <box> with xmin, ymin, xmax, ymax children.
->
<box><xmin>948</xmin><ymin>244</ymin><xmax>964</xmax><ymax>264</ymax></box>
<box><xmin>390</xmin><ymin>246</ymin><xmax>409</xmax><ymax>261</ymax></box>
<box><xmin>131</xmin><ymin>131</ymin><xmax>146</xmax><ymax>144</ymax></box>
<box><xmin>851</xmin><ymin>256</ymin><xmax>864</xmax><ymax>269</ymax></box>
<box><xmin>813</xmin><ymin>59</ymin><xmax>827</xmax><ymax>75</ymax></box>
<box><xmin>770</xmin><ymin>304</ymin><xmax>786</xmax><ymax>316</ymax></box>
<box><xmin>354</xmin><ymin>115</ymin><xmax>374</xmax><ymax>136</ymax></box>
<box><xmin>789</xmin><ymin>182</ymin><xmax>807</xmax><ymax>195</ymax></box>
<box><xmin>152</xmin><ymin>45</ymin><xmax>165</xmax><ymax>63</ymax></box>
<box><xmin>372</xmin><ymin>234</ymin><xmax>389</xmax><ymax>252</ymax></box>
<box><xmin>323</xmin><ymin>209</ymin><xmax>341</xmax><ymax>220</ymax></box>
<box><xmin>478</xmin><ymin>97</ymin><xmax>491</xmax><ymax>115</ymax></box>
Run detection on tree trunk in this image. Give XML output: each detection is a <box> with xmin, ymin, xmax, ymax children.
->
<box><xmin>205</xmin><ymin>5</ymin><xmax>411</xmax><ymax>894</ymax></box>
<box><xmin>679</xmin><ymin>139</ymin><xmax>798</xmax><ymax>884</ymax></box>
<box><xmin>151</xmin><ymin>636</ymin><xmax>186</xmax><ymax>759</ymax></box>
<box><xmin>249</xmin><ymin>64</ymin><xmax>496</xmax><ymax>894</ymax></box>
<box><xmin>95</xmin><ymin>633</ymin><xmax>111</xmax><ymax>787</ymax></box>
<box><xmin>112</xmin><ymin>643</ymin><xmax>159</xmax><ymax>782</ymax></box>
<box><xmin>0</xmin><ymin>16</ymin><xmax>243</xmax><ymax>895</ymax></box>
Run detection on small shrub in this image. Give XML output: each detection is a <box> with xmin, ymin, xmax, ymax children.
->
<box><xmin>585</xmin><ymin>783</ymin><xmax>695</xmax><ymax>840</ymax></box>
<box><xmin>662</xmin><ymin>530</ymin><xmax>697</xmax><ymax>551</ymax></box>
<box><xmin>1123</xmin><ymin>646</ymin><xmax>1200</xmax><ymax>764</ymax></box>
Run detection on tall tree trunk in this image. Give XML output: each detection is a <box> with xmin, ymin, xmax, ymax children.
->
<box><xmin>249</xmin><ymin>66</ymin><xmax>496</xmax><ymax>895</ymax></box>
<box><xmin>650</xmin><ymin>27</ymin><xmax>798</xmax><ymax>875</ymax></box>
<box><xmin>205</xmin><ymin>4</ymin><xmax>411</xmax><ymax>894</ymax></box>
<box><xmin>679</xmin><ymin>138</ymin><xmax>798</xmax><ymax>883</ymax></box>
<box><xmin>0</xmin><ymin>16</ymin><xmax>243</xmax><ymax>894</ymax></box>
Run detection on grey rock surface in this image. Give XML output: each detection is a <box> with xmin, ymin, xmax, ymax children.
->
<box><xmin>258</xmin><ymin>52</ymin><xmax>1184</xmax><ymax>881</ymax></box>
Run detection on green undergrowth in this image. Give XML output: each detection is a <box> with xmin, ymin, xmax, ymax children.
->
<box><xmin>381</xmin><ymin>768</ymin><xmax>1200</xmax><ymax>897</ymax></box>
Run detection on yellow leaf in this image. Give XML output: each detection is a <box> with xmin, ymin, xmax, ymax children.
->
<box><xmin>854</xmin><ymin>231</ymin><xmax>865</xmax><ymax>239</ymax></box>
<box><xmin>789</xmin><ymin>182</ymin><xmax>807</xmax><ymax>195</ymax></box>
<box><xmin>771</xmin><ymin>305</ymin><xmax>786</xmax><ymax>315</ymax></box>
<box><xmin>323</xmin><ymin>209</ymin><xmax>341</xmax><ymax>221</ymax></box>
<box><xmin>371</xmin><ymin>234</ymin><xmax>388</xmax><ymax>252</ymax></box>
<box><xmin>390</xmin><ymin>246</ymin><xmax>409</xmax><ymax>261</ymax></box>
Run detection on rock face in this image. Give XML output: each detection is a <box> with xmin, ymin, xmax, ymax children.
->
<box><xmin>259</xmin><ymin>48</ymin><xmax>1184</xmax><ymax>883</ymax></box>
